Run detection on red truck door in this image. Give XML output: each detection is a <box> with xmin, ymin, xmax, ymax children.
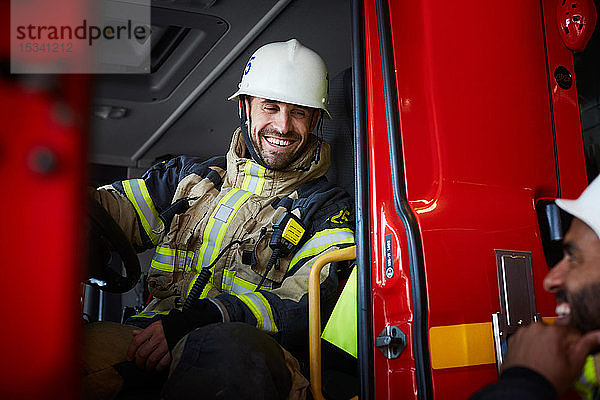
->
<box><xmin>359</xmin><ymin>0</ymin><xmax>591</xmax><ymax>398</ymax></box>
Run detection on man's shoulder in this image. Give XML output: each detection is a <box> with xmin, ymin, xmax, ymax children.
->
<box><xmin>296</xmin><ymin>176</ymin><xmax>355</xmax><ymax>230</ymax></box>
<box><xmin>171</xmin><ymin>155</ymin><xmax>227</xmax><ymax>173</ymax></box>
<box><xmin>138</xmin><ymin>155</ymin><xmax>227</xmax><ymax>195</ymax></box>
<box><xmin>297</xmin><ymin>175</ymin><xmax>349</xmax><ymax>197</ymax></box>
<box><xmin>145</xmin><ymin>155</ymin><xmax>227</xmax><ymax>178</ymax></box>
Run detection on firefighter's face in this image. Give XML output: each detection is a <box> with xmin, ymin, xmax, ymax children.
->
<box><xmin>543</xmin><ymin>218</ymin><xmax>600</xmax><ymax>333</ymax></box>
<box><xmin>247</xmin><ymin>97</ymin><xmax>318</xmax><ymax>170</ymax></box>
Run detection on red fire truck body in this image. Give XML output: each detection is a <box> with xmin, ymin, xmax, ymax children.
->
<box><xmin>363</xmin><ymin>0</ymin><xmax>589</xmax><ymax>398</ymax></box>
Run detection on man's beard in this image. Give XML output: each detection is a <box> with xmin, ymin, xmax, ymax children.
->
<box><xmin>564</xmin><ymin>282</ymin><xmax>600</xmax><ymax>333</ymax></box>
<box><xmin>251</xmin><ymin>127</ymin><xmax>308</xmax><ymax>170</ymax></box>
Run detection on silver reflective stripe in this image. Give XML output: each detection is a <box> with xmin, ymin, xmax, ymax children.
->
<box><xmin>131</xmin><ymin>310</ymin><xmax>169</xmax><ymax>319</ymax></box>
<box><xmin>152</xmin><ymin>250</ymin><xmax>194</xmax><ymax>271</ymax></box>
<box><xmin>239</xmin><ymin>292</ymin><xmax>275</xmax><ymax>332</ymax></box>
<box><xmin>127</xmin><ymin>179</ymin><xmax>162</xmax><ymax>231</ymax></box>
<box><xmin>243</xmin><ymin>161</ymin><xmax>265</xmax><ymax>195</ymax></box>
<box><xmin>151</xmin><ymin>251</ymin><xmax>175</xmax><ymax>272</ymax></box>
<box><xmin>222</xmin><ymin>272</ymin><xmax>234</xmax><ymax>292</ymax></box>
<box><xmin>222</xmin><ymin>270</ymin><xmax>269</xmax><ymax>294</ymax></box>
<box><xmin>179</xmin><ymin>252</ymin><xmax>195</xmax><ymax>270</ymax></box>
<box><xmin>153</xmin><ymin>252</ymin><xmax>174</xmax><ymax>265</ymax></box>
<box><xmin>231</xmin><ymin>280</ymin><xmax>253</xmax><ymax>295</ymax></box>
<box><xmin>198</xmin><ymin>188</ymin><xmax>253</xmax><ymax>270</ymax></box>
<box><xmin>289</xmin><ymin>228</ymin><xmax>355</xmax><ymax>270</ymax></box>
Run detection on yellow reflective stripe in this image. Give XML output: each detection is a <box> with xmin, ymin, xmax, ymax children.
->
<box><xmin>232</xmin><ymin>277</ymin><xmax>255</xmax><ymax>293</ymax></box>
<box><xmin>151</xmin><ymin>246</ymin><xmax>195</xmax><ymax>273</ymax></box>
<box><xmin>253</xmin><ymin>163</ymin><xmax>265</xmax><ymax>194</ymax></box>
<box><xmin>289</xmin><ymin>228</ymin><xmax>355</xmax><ymax>270</ymax></box>
<box><xmin>197</xmin><ymin>189</ymin><xmax>240</xmax><ymax>265</ymax></box>
<box><xmin>178</xmin><ymin>250</ymin><xmax>195</xmax><ymax>272</ymax></box>
<box><xmin>574</xmin><ymin>381</ymin><xmax>594</xmax><ymax>400</ymax></box>
<box><xmin>155</xmin><ymin>246</ymin><xmax>176</xmax><ymax>256</ymax></box>
<box><xmin>232</xmin><ymin>275</ymin><xmax>270</xmax><ymax>292</ymax></box>
<box><xmin>186</xmin><ymin>273</ymin><xmax>215</xmax><ymax>298</ymax></box>
<box><xmin>151</xmin><ymin>246</ymin><xmax>176</xmax><ymax>272</ymax></box>
<box><xmin>197</xmin><ymin>188</ymin><xmax>253</xmax><ymax>270</ymax></box>
<box><xmin>236</xmin><ymin>292</ymin><xmax>278</xmax><ymax>333</ymax></box>
<box><xmin>584</xmin><ymin>355</ymin><xmax>597</xmax><ymax>385</ymax></box>
<box><xmin>242</xmin><ymin>161</ymin><xmax>253</xmax><ymax>191</ymax></box>
<box><xmin>429</xmin><ymin>323</ymin><xmax>495</xmax><ymax>369</ymax></box>
<box><xmin>201</xmin><ymin>281</ymin><xmax>214</xmax><ymax>298</ymax></box>
<box><xmin>222</xmin><ymin>269</ymin><xmax>234</xmax><ymax>293</ymax></box>
<box><xmin>575</xmin><ymin>356</ymin><xmax>598</xmax><ymax>400</ymax></box>
<box><xmin>211</xmin><ymin>191</ymin><xmax>252</xmax><ymax>264</ymax></box>
<box><xmin>122</xmin><ymin>179</ymin><xmax>162</xmax><ymax>245</ymax></box>
<box><xmin>241</xmin><ymin>161</ymin><xmax>266</xmax><ymax>195</ymax></box>
<box><xmin>238</xmin><ymin>294</ymin><xmax>264</xmax><ymax>328</ymax></box>
<box><xmin>256</xmin><ymin>292</ymin><xmax>277</xmax><ymax>332</ymax></box>
<box><xmin>189</xmin><ymin>187</ymin><xmax>254</xmax><ymax>303</ymax></box>
<box><xmin>131</xmin><ymin>310</ymin><xmax>169</xmax><ymax>319</ymax></box>
<box><xmin>150</xmin><ymin>259</ymin><xmax>173</xmax><ymax>272</ymax></box>
<box><xmin>222</xmin><ymin>270</ymin><xmax>270</xmax><ymax>294</ymax></box>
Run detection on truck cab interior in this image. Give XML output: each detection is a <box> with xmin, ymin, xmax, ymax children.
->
<box><xmin>83</xmin><ymin>0</ymin><xmax>358</xmax><ymax>398</ymax></box>
<box><xmin>84</xmin><ymin>0</ymin><xmax>354</xmax><ymax>322</ymax></box>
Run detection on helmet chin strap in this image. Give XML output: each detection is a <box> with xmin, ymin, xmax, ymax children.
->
<box><xmin>294</xmin><ymin>110</ymin><xmax>323</xmax><ymax>172</ymax></box>
<box><xmin>239</xmin><ymin>96</ymin><xmax>269</xmax><ymax>168</ymax></box>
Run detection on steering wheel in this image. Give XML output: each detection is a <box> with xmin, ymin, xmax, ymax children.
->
<box><xmin>87</xmin><ymin>197</ymin><xmax>141</xmax><ymax>293</ymax></box>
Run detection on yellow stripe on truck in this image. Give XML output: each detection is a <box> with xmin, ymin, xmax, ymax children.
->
<box><xmin>429</xmin><ymin>318</ymin><xmax>557</xmax><ymax>369</ymax></box>
<box><xmin>429</xmin><ymin>322</ymin><xmax>495</xmax><ymax>369</ymax></box>
<box><xmin>429</xmin><ymin>317</ymin><xmax>556</xmax><ymax>369</ymax></box>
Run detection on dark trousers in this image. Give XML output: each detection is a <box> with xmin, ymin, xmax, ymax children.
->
<box><xmin>84</xmin><ymin>322</ymin><xmax>305</xmax><ymax>400</ymax></box>
<box><xmin>164</xmin><ymin>322</ymin><xmax>292</xmax><ymax>400</ymax></box>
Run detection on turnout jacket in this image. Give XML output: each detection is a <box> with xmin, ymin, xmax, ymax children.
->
<box><xmin>92</xmin><ymin>129</ymin><xmax>355</xmax><ymax>351</ymax></box>
<box><xmin>470</xmin><ymin>367</ymin><xmax>557</xmax><ymax>400</ymax></box>
<box><xmin>470</xmin><ymin>355</ymin><xmax>600</xmax><ymax>400</ymax></box>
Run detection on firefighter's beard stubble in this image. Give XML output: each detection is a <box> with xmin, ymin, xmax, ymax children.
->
<box><xmin>252</xmin><ymin>127</ymin><xmax>307</xmax><ymax>170</ymax></box>
<box><xmin>562</xmin><ymin>283</ymin><xmax>600</xmax><ymax>333</ymax></box>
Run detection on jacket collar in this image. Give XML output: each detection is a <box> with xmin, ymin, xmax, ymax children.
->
<box><xmin>224</xmin><ymin>128</ymin><xmax>331</xmax><ymax>197</ymax></box>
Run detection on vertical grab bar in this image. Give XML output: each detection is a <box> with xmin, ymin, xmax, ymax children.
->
<box><xmin>309</xmin><ymin>245</ymin><xmax>357</xmax><ymax>400</ymax></box>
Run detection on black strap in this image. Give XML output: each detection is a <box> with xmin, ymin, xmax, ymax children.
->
<box><xmin>239</xmin><ymin>96</ymin><xmax>269</xmax><ymax>168</ymax></box>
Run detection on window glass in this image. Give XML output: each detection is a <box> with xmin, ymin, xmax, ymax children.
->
<box><xmin>575</xmin><ymin>1</ymin><xmax>600</xmax><ymax>182</ymax></box>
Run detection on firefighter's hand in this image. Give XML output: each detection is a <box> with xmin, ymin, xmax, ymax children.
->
<box><xmin>501</xmin><ymin>322</ymin><xmax>600</xmax><ymax>395</ymax></box>
<box><xmin>127</xmin><ymin>320</ymin><xmax>172</xmax><ymax>371</ymax></box>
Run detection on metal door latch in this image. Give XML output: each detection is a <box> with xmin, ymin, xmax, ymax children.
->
<box><xmin>375</xmin><ymin>326</ymin><xmax>406</xmax><ymax>359</ymax></box>
<box><xmin>492</xmin><ymin>250</ymin><xmax>539</xmax><ymax>373</ymax></box>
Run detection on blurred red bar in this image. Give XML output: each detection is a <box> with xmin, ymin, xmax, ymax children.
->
<box><xmin>1</xmin><ymin>1</ymin><xmax>91</xmax><ymax>397</ymax></box>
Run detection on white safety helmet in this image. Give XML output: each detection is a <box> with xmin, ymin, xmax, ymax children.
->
<box><xmin>229</xmin><ymin>39</ymin><xmax>330</xmax><ymax>117</ymax></box>
<box><xmin>556</xmin><ymin>175</ymin><xmax>600</xmax><ymax>239</ymax></box>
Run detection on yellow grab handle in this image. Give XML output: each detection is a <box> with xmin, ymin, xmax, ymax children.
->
<box><xmin>309</xmin><ymin>245</ymin><xmax>357</xmax><ymax>400</ymax></box>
